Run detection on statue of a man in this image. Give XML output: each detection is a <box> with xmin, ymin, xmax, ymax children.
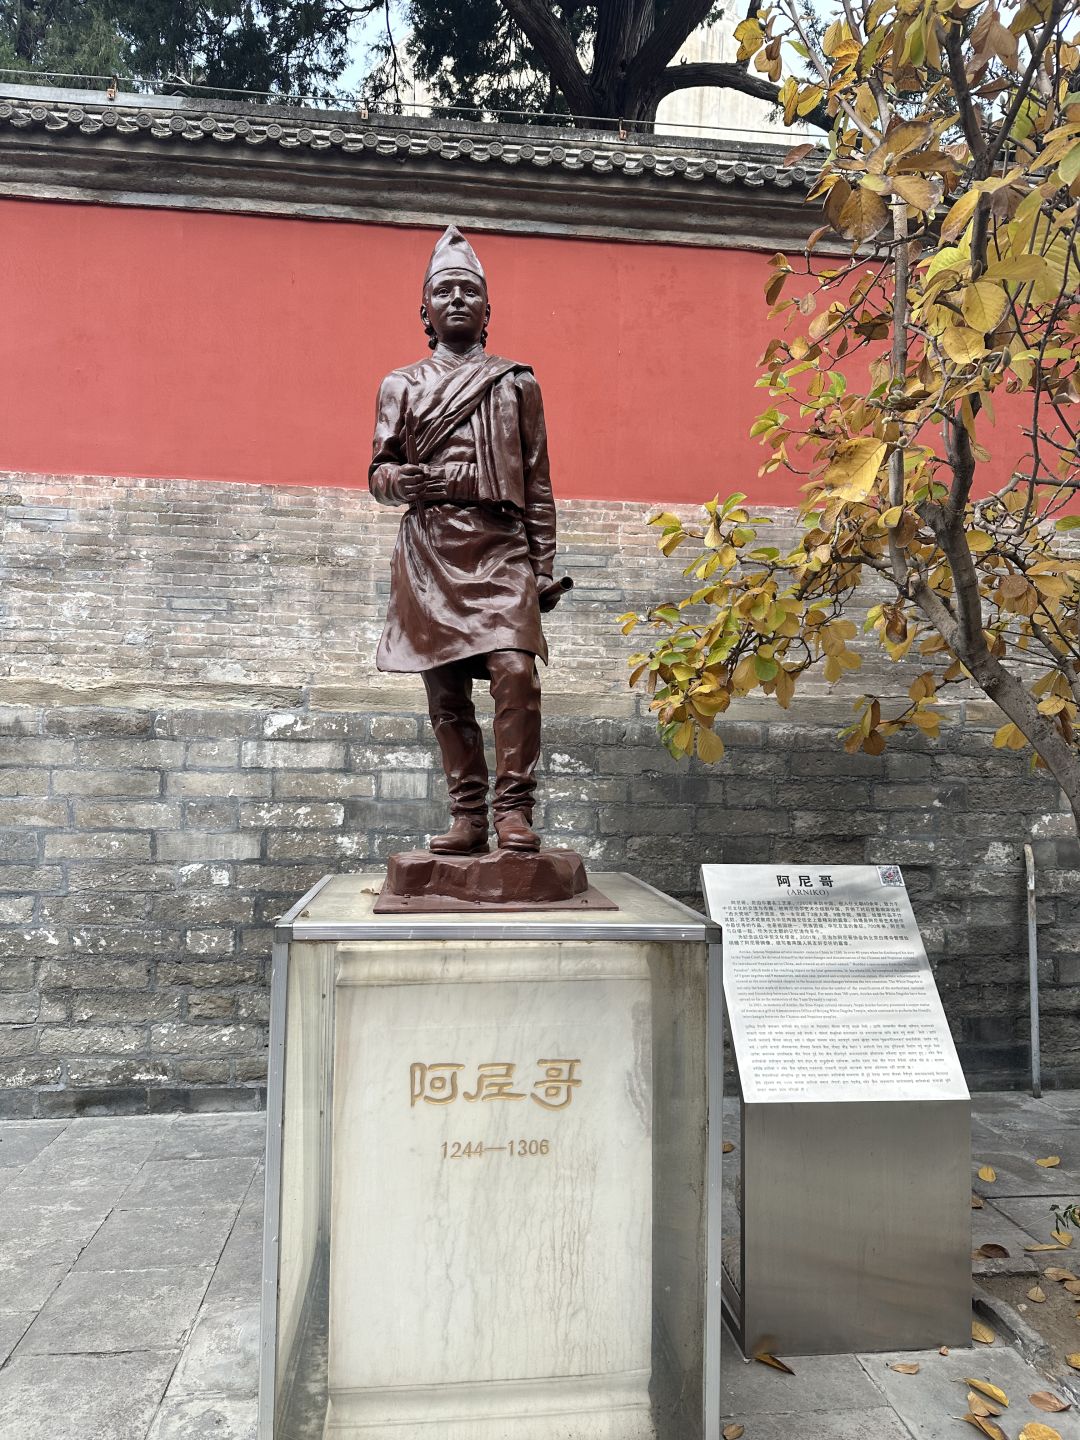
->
<box><xmin>370</xmin><ymin>227</ymin><xmax>564</xmax><ymax>857</ymax></box>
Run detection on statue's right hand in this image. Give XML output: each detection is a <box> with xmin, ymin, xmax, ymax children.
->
<box><xmin>395</xmin><ymin>464</ymin><xmax>429</xmax><ymax>503</ymax></box>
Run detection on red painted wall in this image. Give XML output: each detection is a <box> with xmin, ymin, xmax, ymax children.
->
<box><xmin>0</xmin><ymin>197</ymin><xmax>1023</xmax><ymax>506</ymax></box>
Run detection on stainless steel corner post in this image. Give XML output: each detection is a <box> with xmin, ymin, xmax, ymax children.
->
<box><xmin>704</xmin><ymin>863</ymin><xmax>971</xmax><ymax>1358</ymax></box>
<box><xmin>259</xmin><ymin>873</ymin><xmax>724</xmax><ymax>1440</ymax></box>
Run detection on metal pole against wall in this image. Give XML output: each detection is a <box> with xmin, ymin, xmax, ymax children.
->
<box><xmin>1024</xmin><ymin>843</ymin><xmax>1042</xmax><ymax>1099</ymax></box>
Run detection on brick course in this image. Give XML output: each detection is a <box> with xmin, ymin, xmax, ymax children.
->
<box><xmin>0</xmin><ymin>471</ymin><xmax>1077</xmax><ymax>1112</ymax></box>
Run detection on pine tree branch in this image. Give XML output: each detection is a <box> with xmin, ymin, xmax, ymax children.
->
<box><xmin>625</xmin><ymin>0</ymin><xmax>714</xmax><ymax>88</ymax></box>
<box><xmin>500</xmin><ymin>0</ymin><xmax>595</xmax><ymax>116</ymax></box>
<box><xmin>649</xmin><ymin>60</ymin><xmax>832</xmax><ymax>131</ymax></box>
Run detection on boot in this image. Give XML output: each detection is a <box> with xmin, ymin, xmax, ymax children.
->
<box><xmin>423</xmin><ymin>662</ymin><xmax>491</xmax><ymax>857</ymax></box>
<box><xmin>489</xmin><ymin>651</ymin><xmax>543</xmax><ymax>852</ymax></box>
<box><xmin>430</xmin><ymin>813</ymin><xmax>490</xmax><ymax>855</ymax></box>
<box><xmin>494</xmin><ymin>810</ymin><xmax>540</xmax><ymax>852</ymax></box>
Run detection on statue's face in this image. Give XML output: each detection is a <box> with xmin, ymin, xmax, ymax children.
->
<box><xmin>422</xmin><ymin>268</ymin><xmax>489</xmax><ymax>346</ymax></box>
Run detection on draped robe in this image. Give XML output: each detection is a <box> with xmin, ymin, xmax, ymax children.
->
<box><xmin>369</xmin><ymin>343</ymin><xmax>556</xmax><ymax>673</ymax></box>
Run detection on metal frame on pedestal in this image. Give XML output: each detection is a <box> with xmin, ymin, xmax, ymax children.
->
<box><xmin>258</xmin><ymin>872</ymin><xmax>724</xmax><ymax>1440</ymax></box>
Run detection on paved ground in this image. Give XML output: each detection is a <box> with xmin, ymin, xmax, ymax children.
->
<box><xmin>1</xmin><ymin>1093</ymin><xmax>1079</xmax><ymax>1439</ymax></box>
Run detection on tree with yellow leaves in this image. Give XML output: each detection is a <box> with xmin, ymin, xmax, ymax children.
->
<box><xmin>623</xmin><ymin>0</ymin><xmax>1080</xmax><ymax>832</ymax></box>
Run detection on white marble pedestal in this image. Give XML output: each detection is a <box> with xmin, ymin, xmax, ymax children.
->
<box><xmin>327</xmin><ymin>945</ymin><xmax>653</xmax><ymax>1439</ymax></box>
<box><xmin>261</xmin><ymin>873</ymin><xmax>722</xmax><ymax>1440</ymax></box>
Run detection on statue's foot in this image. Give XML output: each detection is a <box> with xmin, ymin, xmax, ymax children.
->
<box><xmin>494</xmin><ymin>811</ymin><xmax>541</xmax><ymax>852</ymax></box>
<box><xmin>429</xmin><ymin>815</ymin><xmax>489</xmax><ymax>855</ymax></box>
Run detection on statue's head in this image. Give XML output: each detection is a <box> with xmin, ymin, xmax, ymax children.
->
<box><xmin>421</xmin><ymin>226</ymin><xmax>490</xmax><ymax>350</ymax></box>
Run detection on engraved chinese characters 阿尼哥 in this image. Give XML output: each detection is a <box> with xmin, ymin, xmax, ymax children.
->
<box><xmin>410</xmin><ymin>1058</ymin><xmax>582</xmax><ymax>1108</ymax></box>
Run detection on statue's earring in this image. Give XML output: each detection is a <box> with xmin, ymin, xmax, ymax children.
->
<box><xmin>420</xmin><ymin>304</ymin><xmax>437</xmax><ymax>350</ymax></box>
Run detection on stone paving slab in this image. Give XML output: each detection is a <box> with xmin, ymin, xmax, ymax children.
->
<box><xmin>972</xmin><ymin>1144</ymin><xmax>1080</xmax><ymax>1198</ymax></box>
<box><xmin>204</xmin><ymin>1212</ymin><xmax>262</xmax><ymax>1307</ymax></box>
<box><xmin>990</xmin><ymin>1195</ymin><xmax>1080</xmax><ymax>1245</ymax></box>
<box><xmin>0</xmin><ymin>1199</ymin><xmax>112</xmax><ymax>1269</ymax></box>
<box><xmin>146</xmin><ymin>1394</ymin><xmax>258</xmax><ymax>1440</ymax></box>
<box><xmin>0</xmin><ymin>1120</ymin><xmax>68</xmax><ymax>1169</ymax></box>
<box><xmin>720</xmin><ymin>1336</ymin><xmax>887</xmax><ymax>1415</ymax></box>
<box><xmin>120</xmin><ymin>1155</ymin><xmax>259</xmax><ymax>1209</ymax></box>
<box><xmin>0</xmin><ymin>1257</ymin><xmax>72</xmax><ymax>1313</ymax></box>
<box><xmin>20</xmin><ymin>1266</ymin><xmax>211</xmax><ymax>1355</ymax></box>
<box><xmin>151</xmin><ymin>1114</ymin><xmax>266</xmax><ymax>1162</ymax></box>
<box><xmin>722</xmin><ymin>1407</ymin><xmax>914</xmax><ymax>1437</ymax></box>
<box><xmin>0</xmin><ymin>1351</ymin><xmax>177</xmax><ymax>1440</ymax></box>
<box><xmin>0</xmin><ymin>1313</ymin><xmax>32</xmax><ymax>1367</ymax></box>
<box><xmin>75</xmin><ymin>1204</ymin><xmax>238</xmax><ymax>1273</ymax></box>
<box><xmin>167</xmin><ymin>1300</ymin><xmax>260</xmax><ymax>1399</ymax></box>
<box><xmin>860</xmin><ymin>1343</ymin><xmax>1080</xmax><ymax>1439</ymax></box>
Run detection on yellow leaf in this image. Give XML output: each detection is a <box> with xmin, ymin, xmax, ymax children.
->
<box><xmin>722</xmin><ymin>1141</ymin><xmax>735</xmax><ymax>1154</ymax></box>
<box><xmin>1028</xmin><ymin>1285</ymin><xmax>1047</xmax><ymax>1302</ymax></box>
<box><xmin>963</xmin><ymin>1415</ymin><xmax>1007</xmax><ymax>1439</ymax></box>
<box><xmin>1066</xmin><ymin>1354</ymin><xmax>1080</xmax><ymax>1370</ymax></box>
<box><xmin>967</xmin><ymin>1379</ymin><xmax>1009</xmax><ymax>1407</ymax></box>
<box><xmin>941</xmin><ymin>188</ymin><xmax>980</xmax><ymax>242</ymax></box>
<box><xmin>993</xmin><ymin>724</ymin><xmax>1026</xmax><ymax>751</ymax></box>
<box><xmin>1030</xmin><ymin>1391</ymin><xmax>1071</xmax><ymax>1413</ymax></box>
<box><xmin>1036</xmin><ymin>1156</ymin><xmax>1061</xmax><ymax>1168</ymax></box>
<box><xmin>1019</xmin><ymin>1426</ymin><xmax>1064</xmax><ymax>1440</ymax></box>
<box><xmin>942</xmin><ymin>326</ymin><xmax>987</xmax><ymax>364</ymax></box>
<box><xmin>838</xmin><ymin>186</ymin><xmax>891</xmax><ymax>242</ymax></box>
<box><xmin>893</xmin><ymin>174</ymin><xmax>938</xmax><ymax>211</ymax></box>
<box><xmin>723</xmin><ymin>1428</ymin><xmax>745</xmax><ymax>1440</ymax></box>
<box><xmin>1026</xmin><ymin>1243</ymin><xmax>1066</xmax><ymax>1252</ymax></box>
<box><xmin>969</xmin><ymin>1391</ymin><xmax>1003</xmax><ymax>1417</ymax></box>
<box><xmin>1045</xmin><ymin>1268</ymin><xmax>1078</xmax><ymax>1282</ymax></box>
<box><xmin>978</xmin><ymin>1165</ymin><xmax>998</xmax><ymax>1183</ymax></box>
<box><xmin>968</xmin><ymin>530</ymin><xmax>994</xmax><ymax>554</ymax></box>
<box><xmin>753</xmin><ymin>1352</ymin><xmax>795</xmax><ymax>1374</ymax></box>
<box><xmin>889</xmin><ymin>1361</ymin><xmax>920</xmax><ymax>1373</ymax></box>
<box><xmin>971</xmin><ymin>1320</ymin><xmax>997</xmax><ymax>1344</ymax></box>
<box><xmin>1053</xmin><ymin>1230</ymin><xmax>1074</xmax><ymax>1247</ymax></box>
<box><xmin>697</xmin><ymin>726</ymin><xmax>726</xmax><ymax>763</ymax></box>
<box><xmin>962</xmin><ymin>281</ymin><xmax>1009</xmax><ymax>334</ymax></box>
<box><xmin>822</xmin><ymin>438</ymin><xmax>888</xmax><ymax>502</ymax></box>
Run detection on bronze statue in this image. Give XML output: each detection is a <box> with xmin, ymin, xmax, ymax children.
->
<box><xmin>370</xmin><ymin>227</ymin><xmax>569</xmax><ymax>858</ymax></box>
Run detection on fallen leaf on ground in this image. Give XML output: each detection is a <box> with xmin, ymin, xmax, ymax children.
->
<box><xmin>978</xmin><ymin>1165</ymin><xmax>998</xmax><ymax>1183</ymax></box>
<box><xmin>723</xmin><ymin>1141</ymin><xmax>735</xmax><ymax>1153</ymax></box>
<box><xmin>971</xmin><ymin>1321</ymin><xmax>997</xmax><ymax>1345</ymax></box>
<box><xmin>723</xmin><ymin>1426</ymin><xmax>745</xmax><ymax>1439</ymax></box>
<box><xmin>1044</xmin><ymin>1268</ymin><xmax>1077</xmax><ymax>1283</ymax></box>
<box><xmin>969</xmin><ymin>1391</ymin><xmax>1003</xmax><ymax>1417</ymax></box>
<box><xmin>1026</xmin><ymin>1243</ymin><xmax>1065</xmax><ymax>1252</ymax></box>
<box><xmin>1036</xmin><ymin>1156</ymin><xmax>1061</xmax><ymax>1168</ymax></box>
<box><xmin>1027</xmin><ymin>1285</ymin><xmax>1047</xmax><ymax>1302</ymax></box>
<box><xmin>940</xmin><ymin>1346</ymin><xmax>950</xmax><ymax>1355</ymax></box>
<box><xmin>967</xmin><ymin>1379</ymin><xmax>1009</xmax><ymax>1407</ymax></box>
<box><xmin>889</xmin><ymin>1362</ymin><xmax>920</xmax><ymax>1374</ymax></box>
<box><xmin>1019</xmin><ymin>1424</ymin><xmax>1064</xmax><ymax>1440</ymax></box>
<box><xmin>753</xmin><ymin>1352</ymin><xmax>794</xmax><ymax>1374</ymax></box>
<box><xmin>1030</xmin><ymin>1391</ymin><xmax>1071</xmax><ymax>1413</ymax></box>
<box><xmin>972</xmin><ymin>1193</ymin><xmax>985</xmax><ymax>1208</ymax></box>
<box><xmin>1063</xmin><ymin>1280</ymin><xmax>1080</xmax><ymax>1296</ymax></box>
<box><xmin>962</xmin><ymin>1414</ymin><xmax>1007</xmax><ymax>1439</ymax></box>
<box><xmin>1052</xmin><ymin>1231</ymin><xmax>1074</xmax><ymax>1247</ymax></box>
<box><xmin>1066</xmin><ymin>1353</ymin><xmax>1080</xmax><ymax>1370</ymax></box>
<box><xmin>976</xmin><ymin>1244</ymin><xmax>1010</xmax><ymax>1259</ymax></box>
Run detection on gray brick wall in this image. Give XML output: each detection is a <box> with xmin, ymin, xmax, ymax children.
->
<box><xmin>0</xmin><ymin>472</ymin><xmax>1076</xmax><ymax>1112</ymax></box>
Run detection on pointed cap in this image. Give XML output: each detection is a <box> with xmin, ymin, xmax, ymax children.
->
<box><xmin>424</xmin><ymin>225</ymin><xmax>486</xmax><ymax>286</ymax></box>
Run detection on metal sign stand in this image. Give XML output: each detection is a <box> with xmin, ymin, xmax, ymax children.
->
<box><xmin>703</xmin><ymin>863</ymin><xmax>971</xmax><ymax>1357</ymax></box>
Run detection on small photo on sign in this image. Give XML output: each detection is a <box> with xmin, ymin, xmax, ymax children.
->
<box><xmin>878</xmin><ymin>865</ymin><xmax>904</xmax><ymax>887</ymax></box>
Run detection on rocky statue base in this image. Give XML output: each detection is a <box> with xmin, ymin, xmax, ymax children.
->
<box><xmin>373</xmin><ymin>847</ymin><xmax>616</xmax><ymax>912</ymax></box>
